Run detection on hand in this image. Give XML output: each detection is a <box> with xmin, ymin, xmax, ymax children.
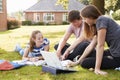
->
<box><xmin>68</xmin><ymin>61</ymin><xmax>79</xmax><ymax>67</ymax></box>
<box><xmin>56</xmin><ymin>51</ymin><xmax>62</xmax><ymax>58</ymax></box>
<box><xmin>94</xmin><ymin>69</ymin><xmax>108</xmax><ymax>75</ymax></box>
<box><xmin>62</xmin><ymin>50</ymin><xmax>70</xmax><ymax>60</ymax></box>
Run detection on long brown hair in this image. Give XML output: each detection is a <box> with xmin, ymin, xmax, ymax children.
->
<box><xmin>29</xmin><ymin>30</ymin><xmax>41</xmax><ymax>52</ymax></box>
<box><xmin>81</xmin><ymin>5</ymin><xmax>102</xmax><ymax>39</ymax></box>
<box><xmin>83</xmin><ymin>22</ymin><xmax>97</xmax><ymax>39</ymax></box>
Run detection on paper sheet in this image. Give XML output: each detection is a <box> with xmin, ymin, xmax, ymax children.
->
<box><xmin>12</xmin><ymin>60</ymin><xmax>46</xmax><ymax>66</ymax></box>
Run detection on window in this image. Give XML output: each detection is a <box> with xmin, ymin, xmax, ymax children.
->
<box><xmin>34</xmin><ymin>13</ymin><xmax>40</xmax><ymax>22</ymax></box>
<box><xmin>63</xmin><ymin>13</ymin><xmax>68</xmax><ymax>22</ymax></box>
<box><xmin>0</xmin><ymin>0</ymin><xmax>2</xmax><ymax>12</ymax></box>
<box><xmin>43</xmin><ymin>13</ymin><xmax>54</xmax><ymax>22</ymax></box>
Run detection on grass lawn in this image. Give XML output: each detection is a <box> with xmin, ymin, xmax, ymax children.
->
<box><xmin>0</xmin><ymin>25</ymin><xmax>120</xmax><ymax>80</ymax></box>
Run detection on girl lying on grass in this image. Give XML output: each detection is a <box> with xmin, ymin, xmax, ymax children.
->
<box><xmin>15</xmin><ymin>30</ymin><xmax>50</xmax><ymax>62</ymax></box>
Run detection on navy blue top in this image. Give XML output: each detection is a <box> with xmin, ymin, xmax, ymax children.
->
<box><xmin>27</xmin><ymin>38</ymin><xmax>50</xmax><ymax>57</ymax></box>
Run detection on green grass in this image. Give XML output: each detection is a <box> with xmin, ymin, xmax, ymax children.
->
<box><xmin>0</xmin><ymin>25</ymin><xmax>120</xmax><ymax>80</ymax></box>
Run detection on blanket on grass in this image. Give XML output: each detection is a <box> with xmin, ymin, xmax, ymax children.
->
<box><xmin>0</xmin><ymin>59</ymin><xmax>46</xmax><ymax>71</ymax></box>
<box><xmin>0</xmin><ymin>60</ymin><xmax>25</xmax><ymax>70</ymax></box>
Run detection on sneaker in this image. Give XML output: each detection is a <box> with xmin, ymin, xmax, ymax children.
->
<box><xmin>115</xmin><ymin>67</ymin><xmax>120</xmax><ymax>71</ymax></box>
<box><xmin>14</xmin><ymin>44</ymin><xmax>22</xmax><ymax>52</ymax></box>
<box><xmin>19</xmin><ymin>49</ymin><xmax>24</xmax><ymax>56</ymax></box>
<box><xmin>73</xmin><ymin>55</ymin><xmax>81</xmax><ymax>62</ymax></box>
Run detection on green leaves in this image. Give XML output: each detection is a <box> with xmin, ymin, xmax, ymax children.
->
<box><xmin>56</xmin><ymin>0</ymin><xmax>69</xmax><ymax>10</ymax></box>
<box><xmin>105</xmin><ymin>0</ymin><xmax>120</xmax><ymax>12</ymax></box>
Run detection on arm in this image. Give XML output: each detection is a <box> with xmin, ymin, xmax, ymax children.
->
<box><xmin>66</xmin><ymin>33</ymin><xmax>85</xmax><ymax>53</ymax></box>
<box><xmin>62</xmin><ymin>30</ymin><xmax>85</xmax><ymax>60</ymax></box>
<box><xmin>22</xmin><ymin>48</ymin><xmax>30</xmax><ymax>60</ymax></box>
<box><xmin>67</xmin><ymin>36</ymin><xmax>97</xmax><ymax>66</ymax></box>
<box><xmin>44</xmin><ymin>44</ymin><xmax>50</xmax><ymax>51</ymax></box>
<box><xmin>56</xmin><ymin>31</ymin><xmax>72</xmax><ymax>57</ymax></box>
<box><xmin>22</xmin><ymin>48</ymin><xmax>42</xmax><ymax>61</ymax></box>
<box><xmin>94</xmin><ymin>29</ymin><xmax>107</xmax><ymax>75</ymax></box>
<box><xmin>77</xmin><ymin>35</ymin><xmax>97</xmax><ymax>63</ymax></box>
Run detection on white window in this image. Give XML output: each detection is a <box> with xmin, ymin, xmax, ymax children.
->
<box><xmin>34</xmin><ymin>13</ymin><xmax>40</xmax><ymax>22</ymax></box>
<box><xmin>43</xmin><ymin>13</ymin><xmax>54</xmax><ymax>23</ymax></box>
<box><xmin>0</xmin><ymin>0</ymin><xmax>2</xmax><ymax>12</ymax></box>
<box><xmin>63</xmin><ymin>13</ymin><xmax>68</xmax><ymax>22</ymax></box>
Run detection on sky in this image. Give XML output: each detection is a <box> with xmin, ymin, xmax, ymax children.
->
<box><xmin>7</xmin><ymin>0</ymin><xmax>38</xmax><ymax>13</ymax></box>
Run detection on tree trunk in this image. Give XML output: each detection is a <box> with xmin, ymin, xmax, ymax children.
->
<box><xmin>92</xmin><ymin>0</ymin><xmax>105</xmax><ymax>14</ymax></box>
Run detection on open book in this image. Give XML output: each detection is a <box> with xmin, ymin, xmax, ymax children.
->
<box><xmin>12</xmin><ymin>60</ymin><xmax>72</xmax><ymax>67</ymax></box>
<box><xmin>12</xmin><ymin>60</ymin><xmax>46</xmax><ymax>66</ymax></box>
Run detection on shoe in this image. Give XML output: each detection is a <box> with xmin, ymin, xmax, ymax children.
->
<box><xmin>14</xmin><ymin>44</ymin><xmax>22</xmax><ymax>52</ymax></box>
<box><xmin>73</xmin><ymin>55</ymin><xmax>81</xmax><ymax>62</ymax></box>
<box><xmin>115</xmin><ymin>67</ymin><xmax>120</xmax><ymax>71</ymax></box>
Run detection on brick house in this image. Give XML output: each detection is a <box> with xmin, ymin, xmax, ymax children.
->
<box><xmin>24</xmin><ymin>0</ymin><xmax>85</xmax><ymax>24</ymax></box>
<box><xmin>0</xmin><ymin>0</ymin><xmax>7</xmax><ymax>31</ymax></box>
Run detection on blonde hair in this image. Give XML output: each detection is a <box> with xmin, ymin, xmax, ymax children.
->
<box><xmin>29</xmin><ymin>30</ymin><xmax>42</xmax><ymax>52</ymax></box>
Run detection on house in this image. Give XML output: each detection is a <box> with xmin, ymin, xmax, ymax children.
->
<box><xmin>24</xmin><ymin>0</ymin><xmax>85</xmax><ymax>25</ymax></box>
<box><xmin>0</xmin><ymin>0</ymin><xmax>7</xmax><ymax>31</ymax></box>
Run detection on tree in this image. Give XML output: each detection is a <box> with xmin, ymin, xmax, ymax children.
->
<box><xmin>114</xmin><ymin>0</ymin><xmax>120</xmax><ymax>11</ymax></box>
<box><xmin>92</xmin><ymin>0</ymin><xmax>105</xmax><ymax>14</ymax></box>
<box><xmin>57</xmin><ymin>0</ymin><xmax>105</xmax><ymax>14</ymax></box>
<box><xmin>78</xmin><ymin>0</ymin><xmax>92</xmax><ymax>5</ymax></box>
<box><xmin>56</xmin><ymin>0</ymin><xmax>69</xmax><ymax>9</ymax></box>
<box><xmin>80</xmin><ymin>0</ymin><xmax>105</xmax><ymax>14</ymax></box>
<box><xmin>105</xmin><ymin>0</ymin><xmax>120</xmax><ymax>12</ymax></box>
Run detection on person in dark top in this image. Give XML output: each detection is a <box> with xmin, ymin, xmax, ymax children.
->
<box><xmin>69</xmin><ymin>5</ymin><xmax>120</xmax><ymax>75</ymax></box>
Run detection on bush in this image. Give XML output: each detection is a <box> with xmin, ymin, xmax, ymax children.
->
<box><xmin>112</xmin><ymin>9</ymin><xmax>120</xmax><ymax>20</ymax></box>
<box><xmin>33</xmin><ymin>22</ymin><xmax>44</xmax><ymax>25</ymax></box>
<box><xmin>22</xmin><ymin>21</ymin><xmax>32</xmax><ymax>25</ymax></box>
<box><xmin>7</xmin><ymin>19</ymin><xmax>21</xmax><ymax>30</ymax></box>
<box><xmin>62</xmin><ymin>21</ymin><xmax>69</xmax><ymax>25</ymax></box>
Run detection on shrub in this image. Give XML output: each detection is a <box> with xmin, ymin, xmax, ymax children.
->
<box><xmin>33</xmin><ymin>22</ymin><xmax>44</xmax><ymax>25</ymax></box>
<box><xmin>62</xmin><ymin>21</ymin><xmax>69</xmax><ymax>25</ymax></box>
<box><xmin>7</xmin><ymin>18</ymin><xmax>21</xmax><ymax>30</ymax></box>
<box><xmin>112</xmin><ymin>9</ymin><xmax>120</xmax><ymax>20</ymax></box>
<box><xmin>22</xmin><ymin>21</ymin><xmax>32</xmax><ymax>25</ymax></box>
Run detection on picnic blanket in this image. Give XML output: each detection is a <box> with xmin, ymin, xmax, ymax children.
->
<box><xmin>0</xmin><ymin>60</ymin><xmax>25</xmax><ymax>70</ymax></box>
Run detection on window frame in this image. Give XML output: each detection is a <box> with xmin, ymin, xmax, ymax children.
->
<box><xmin>0</xmin><ymin>0</ymin><xmax>3</xmax><ymax>12</ymax></box>
<box><xmin>62</xmin><ymin>13</ymin><xmax>68</xmax><ymax>22</ymax></box>
<box><xmin>43</xmin><ymin>13</ymin><xmax>55</xmax><ymax>23</ymax></box>
<box><xmin>34</xmin><ymin>13</ymin><xmax>40</xmax><ymax>22</ymax></box>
